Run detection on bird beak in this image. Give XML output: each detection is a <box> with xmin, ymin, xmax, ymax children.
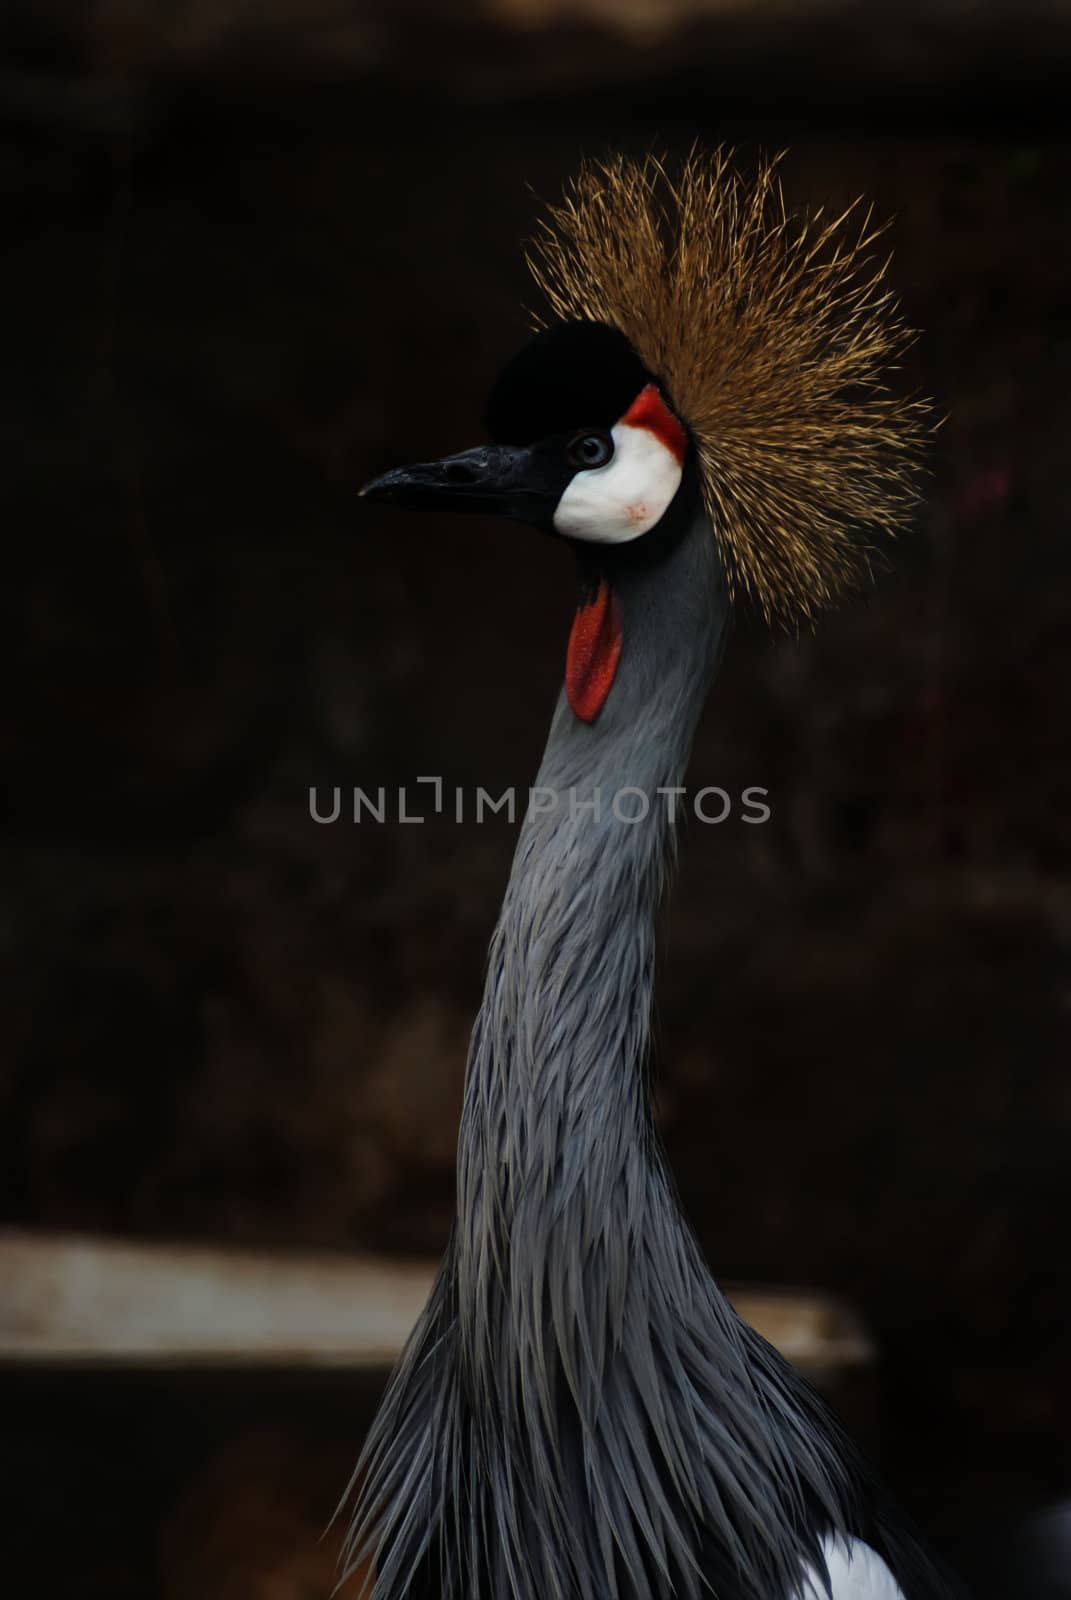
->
<box><xmin>360</xmin><ymin>443</ymin><xmax>542</xmax><ymax>519</ymax></box>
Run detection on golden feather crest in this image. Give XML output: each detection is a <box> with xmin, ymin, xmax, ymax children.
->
<box><xmin>526</xmin><ymin>150</ymin><xmax>931</xmax><ymax>626</ymax></box>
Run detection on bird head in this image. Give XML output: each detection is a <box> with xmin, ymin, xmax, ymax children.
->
<box><xmin>361</xmin><ymin>319</ymin><xmax>692</xmax><ymax>547</ymax></box>
<box><xmin>362</xmin><ymin>150</ymin><xmax>930</xmax><ymax>719</ymax></box>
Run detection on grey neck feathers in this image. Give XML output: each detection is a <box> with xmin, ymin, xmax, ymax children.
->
<box><xmin>345</xmin><ymin>501</ymin><xmax>885</xmax><ymax>1600</ymax></box>
<box><xmin>456</xmin><ymin>503</ymin><xmax>728</xmax><ymax>1403</ymax></box>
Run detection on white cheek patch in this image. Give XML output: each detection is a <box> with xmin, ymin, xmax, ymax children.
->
<box><xmin>552</xmin><ymin>421</ymin><xmax>684</xmax><ymax>544</ymax></box>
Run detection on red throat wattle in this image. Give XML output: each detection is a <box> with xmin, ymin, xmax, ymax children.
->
<box><xmin>565</xmin><ymin>580</ymin><xmax>622</xmax><ymax>722</ymax></box>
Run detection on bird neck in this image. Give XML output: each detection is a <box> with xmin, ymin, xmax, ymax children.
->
<box><xmin>456</xmin><ymin>494</ymin><xmax>729</xmax><ymax>1339</ymax></box>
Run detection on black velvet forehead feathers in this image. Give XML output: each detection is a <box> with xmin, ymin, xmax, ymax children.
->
<box><xmin>486</xmin><ymin>320</ymin><xmax>653</xmax><ymax>445</ymax></box>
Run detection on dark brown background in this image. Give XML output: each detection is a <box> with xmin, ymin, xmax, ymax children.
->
<box><xmin>2</xmin><ymin>2</ymin><xmax>1069</xmax><ymax>1595</ymax></box>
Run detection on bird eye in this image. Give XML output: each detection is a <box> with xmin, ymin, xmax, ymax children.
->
<box><xmin>567</xmin><ymin>431</ymin><xmax>614</xmax><ymax>470</ymax></box>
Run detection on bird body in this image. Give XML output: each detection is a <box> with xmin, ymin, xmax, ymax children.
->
<box><xmin>348</xmin><ymin>153</ymin><xmax>962</xmax><ymax>1600</ymax></box>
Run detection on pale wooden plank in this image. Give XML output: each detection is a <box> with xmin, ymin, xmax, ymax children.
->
<box><xmin>0</xmin><ymin>1229</ymin><xmax>873</xmax><ymax>1375</ymax></box>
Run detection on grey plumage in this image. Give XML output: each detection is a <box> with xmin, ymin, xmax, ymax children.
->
<box><xmin>341</xmin><ymin>488</ymin><xmax>960</xmax><ymax>1600</ymax></box>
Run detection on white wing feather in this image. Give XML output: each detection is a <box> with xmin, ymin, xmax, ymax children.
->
<box><xmin>798</xmin><ymin>1533</ymin><xmax>907</xmax><ymax>1600</ymax></box>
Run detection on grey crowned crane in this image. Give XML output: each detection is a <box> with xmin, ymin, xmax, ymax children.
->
<box><xmin>346</xmin><ymin>152</ymin><xmax>963</xmax><ymax>1600</ymax></box>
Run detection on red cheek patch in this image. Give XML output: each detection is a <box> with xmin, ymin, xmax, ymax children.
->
<box><xmin>565</xmin><ymin>579</ymin><xmax>622</xmax><ymax>723</ymax></box>
<box><xmin>620</xmin><ymin>384</ymin><xmax>688</xmax><ymax>464</ymax></box>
